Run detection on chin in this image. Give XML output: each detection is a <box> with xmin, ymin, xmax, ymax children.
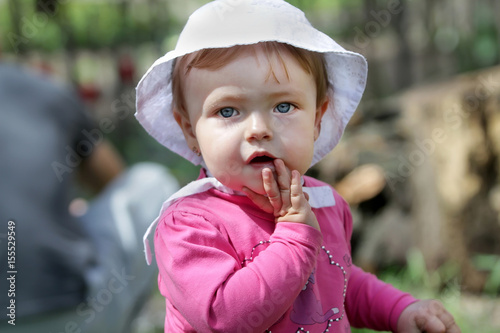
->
<box><xmin>227</xmin><ymin>180</ymin><xmax>266</xmax><ymax>196</ymax></box>
<box><xmin>243</xmin><ymin>181</ymin><xmax>267</xmax><ymax>196</ymax></box>
<box><xmin>214</xmin><ymin>172</ymin><xmax>264</xmax><ymax>194</ymax></box>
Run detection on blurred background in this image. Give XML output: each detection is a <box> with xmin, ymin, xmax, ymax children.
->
<box><xmin>1</xmin><ymin>0</ymin><xmax>499</xmax><ymax>332</ymax></box>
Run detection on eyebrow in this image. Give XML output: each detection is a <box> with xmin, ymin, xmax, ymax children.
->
<box><xmin>203</xmin><ymin>88</ymin><xmax>247</xmax><ymax>111</ymax></box>
<box><xmin>267</xmin><ymin>89</ymin><xmax>306</xmax><ymax>99</ymax></box>
<box><xmin>264</xmin><ymin>85</ymin><xmax>313</xmax><ymax>103</ymax></box>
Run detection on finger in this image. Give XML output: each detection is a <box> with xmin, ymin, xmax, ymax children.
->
<box><xmin>242</xmin><ymin>187</ymin><xmax>274</xmax><ymax>214</ymax></box>
<box><xmin>416</xmin><ymin>316</ymin><xmax>446</xmax><ymax>333</ymax></box>
<box><xmin>289</xmin><ymin>170</ymin><xmax>306</xmax><ymax>211</ymax></box>
<box><xmin>274</xmin><ymin>159</ymin><xmax>291</xmax><ymax>215</ymax></box>
<box><xmin>438</xmin><ymin>310</ymin><xmax>461</xmax><ymax>333</ymax></box>
<box><xmin>262</xmin><ymin>167</ymin><xmax>281</xmax><ymax>216</ymax></box>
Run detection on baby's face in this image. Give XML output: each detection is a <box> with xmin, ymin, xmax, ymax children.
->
<box><xmin>178</xmin><ymin>47</ymin><xmax>327</xmax><ymax>195</ymax></box>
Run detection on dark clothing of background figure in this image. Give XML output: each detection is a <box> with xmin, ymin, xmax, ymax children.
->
<box><xmin>0</xmin><ymin>64</ymin><xmax>97</xmax><ymax>317</ymax></box>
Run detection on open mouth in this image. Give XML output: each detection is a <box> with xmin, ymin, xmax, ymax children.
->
<box><xmin>250</xmin><ymin>155</ymin><xmax>275</xmax><ymax>164</ymax></box>
<box><xmin>247</xmin><ymin>152</ymin><xmax>277</xmax><ymax>165</ymax></box>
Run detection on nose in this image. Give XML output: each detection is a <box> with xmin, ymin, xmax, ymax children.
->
<box><xmin>245</xmin><ymin>112</ymin><xmax>273</xmax><ymax>142</ymax></box>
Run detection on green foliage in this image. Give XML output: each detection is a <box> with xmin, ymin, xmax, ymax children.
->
<box><xmin>67</xmin><ymin>3</ymin><xmax>120</xmax><ymax>49</ymax></box>
<box><xmin>0</xmin><ymin>3</ymin><xmax>12</xmax><ymax>35</ymax></box>
<box><xmin>474</xmin><ymin>254</ymin><xmax>500</xmax><ymax>294</ymax></box>
<box><xmin>0</xmin><ymin>0</ymin><xmax>63</xmax><ymax>52</ymax></box>
<box><xmin>2</xmin><ymin>0</ymin><xmax>499</xmax><ymax>76</ymax></box>
<box><xmin>352</xmin><ymin>249</ymin><xmax>500</xmax><ymax>333</ymax></box>
<box><xmin>0</xmin><ymin>0</ymin><xmax>174</xmax><ymax>52</ymax></box>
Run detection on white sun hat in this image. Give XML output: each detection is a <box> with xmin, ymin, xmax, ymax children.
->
<box><xmin>135</xmin><ymin>0</ymin><xmax>367</xmax><ymax>166</ymax></box>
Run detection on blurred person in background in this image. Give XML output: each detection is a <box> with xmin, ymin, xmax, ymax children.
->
<box><xmin>0</xmin><ymin>61</ymin><xmax>178</xmax><ymax>332</ymax></box>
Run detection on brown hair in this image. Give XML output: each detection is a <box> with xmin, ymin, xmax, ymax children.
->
<box><xmin>171</xmin><ymin>41</ymin><xmax>329</xmax><ymax>114</ymax></box>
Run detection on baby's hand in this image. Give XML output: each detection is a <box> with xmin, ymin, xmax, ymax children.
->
<box><xmin>243</xmin><ymin>159</ymin><xmax>320</xmax><ymax>231</ymax></box>
<box><xmin>397</xmin><ymin>300</ymin><xmax>461</xmax><ymax>333</ymax></box>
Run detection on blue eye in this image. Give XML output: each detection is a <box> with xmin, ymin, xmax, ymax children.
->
<box><xmin>219</xmin><ymin>107</ymin><xmax>237</xmax><ymax>118</ymax></box>
<box><xmin>275</xmin><ymin>103</ymin><xmax>293</xmax><ymax>113</ymax></box>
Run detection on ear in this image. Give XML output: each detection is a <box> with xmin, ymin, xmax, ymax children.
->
<box><xmin>314</xmin><ymin>98</ymin><xmax>329</xmax><ymax>141</ymax></box>
<box><xmin>173</xmin><ymin>108</ymin><xmax>199</xmax><ymax>150</ymax></box>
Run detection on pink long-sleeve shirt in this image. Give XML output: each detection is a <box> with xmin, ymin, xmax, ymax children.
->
<box><xmin>154</xmin><ymin>173</ymin><xmax>416</xmax><ymax>332</ymax></box>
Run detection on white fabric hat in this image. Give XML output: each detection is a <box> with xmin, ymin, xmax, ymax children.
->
<box><xmin>135</xmin><ymin>0</ymin><xmax>367</xmax><ymax>166</ymax></box>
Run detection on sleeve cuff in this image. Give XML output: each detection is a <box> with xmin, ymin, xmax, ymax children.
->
<box><xmin>389</xmin><ymin>295</ymin><xmax>419</xmax><ymax>332</ymax></box>
<box><xmin>271</xmin><ymin>222</ymin><xmax>323</xmax><ymax>250</ymax></box>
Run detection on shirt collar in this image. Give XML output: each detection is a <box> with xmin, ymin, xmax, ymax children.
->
<box><xmin>143</xmin><ymin>169</ymin><xmax>335</xmax><ymax>265</ymax></box>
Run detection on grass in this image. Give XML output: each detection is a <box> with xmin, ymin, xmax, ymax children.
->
<box><xmin>352</xmin><ymin>249</ymin><xmax>500</xmax><ymax>333</ymax></box>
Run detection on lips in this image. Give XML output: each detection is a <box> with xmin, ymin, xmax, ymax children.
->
<box><xmin>246</xmin><ymin>151</ymin><xmax>277</xmax><ymax>165</ymax></box>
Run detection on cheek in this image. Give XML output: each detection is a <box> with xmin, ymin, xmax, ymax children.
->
<box><xmin>196</xmin><ymin>123</ymin><xmax>226</xmax><ymax>152</ymax></box>
<box><xmin>197</xmin><ymin>132</ymin><xmax>242</xmax><ymax>176</ymax></box>
<box><xmin>199</xmin><ymin>132</ymin><xmax>237</xmax><ymax>159</ymax></box>
<box><xmin>212</xmin><ymin>159</ymin><xmax>244</xmax><ymax>185</ymax></box>
<box><xmin>283</xmin><ymin>124</ymin><xmax>316</xmax><ymax>172</ymax></box>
